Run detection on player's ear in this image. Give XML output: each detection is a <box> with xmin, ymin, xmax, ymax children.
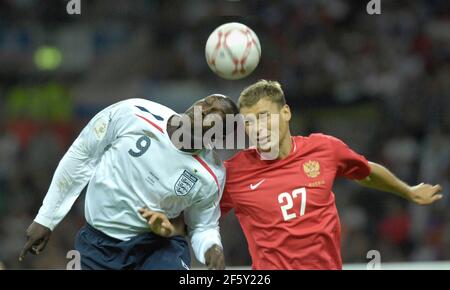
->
<box><xmin>281</xmin><ymin>104</ymin><xmax>291</xmax><ymax>122</ymax></box>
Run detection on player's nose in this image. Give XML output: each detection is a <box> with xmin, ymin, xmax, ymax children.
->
<box><xmin>257</xmin><ymin>125</ymin><xmax>269</xmax><ymax>136</ymax></box>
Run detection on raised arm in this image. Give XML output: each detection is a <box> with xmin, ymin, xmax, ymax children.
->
<box><xmin>20</xmin><ymin>103</ymin><xmax>129</xmax><ymax>261</ymax></box>
<box><xmin>356</xmin><ymin>162</ymin><xmax>443</xmax><ymax>205</ymax></box>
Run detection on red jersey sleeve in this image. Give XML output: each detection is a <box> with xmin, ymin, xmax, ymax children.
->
<box><xmin>326</xmin><ymin>135</ymin><xmax>371</xmax><ymax>180</ymax></box>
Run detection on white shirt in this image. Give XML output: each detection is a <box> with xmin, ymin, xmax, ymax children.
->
<box><xmin>34</xmin><ymin>98</ymin><xmax>225</xmax><ymax>264</ymax></box>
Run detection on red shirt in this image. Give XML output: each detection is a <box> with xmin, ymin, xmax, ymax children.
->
<box><xmin>221</xmin><ymin>134</ymin><xmax>371</xmax><ymax>269</ymax></box>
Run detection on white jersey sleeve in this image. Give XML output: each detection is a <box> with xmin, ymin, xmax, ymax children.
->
<box><xmin>34</xmin><ymin>102</ymin><xmax>130</xmax><ymax>230</ymax></box>
<box><xmin>184</xmin><ymin>182</ymin><xmax>223</xmax><ymax>264</ymax></box>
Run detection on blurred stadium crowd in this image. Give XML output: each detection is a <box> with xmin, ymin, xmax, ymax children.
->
<box><xmin>0</xmin><ymin>0</ymin><xmax>449</xmax><ymax>269</ymax></box>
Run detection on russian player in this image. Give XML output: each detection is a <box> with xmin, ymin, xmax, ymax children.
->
<box><xmin>142</xmin><ymin>80</ymin><xmax>443</xmax><ymax>270</ymax></box>
<box><xmin>221</xmin><ymin>80</ymin><xmax>443</xmax><ymax>269</ymax></box>
<box><xmin>19</xmin><ymin>95</ymin><xmax>239</xmax><ymax>270</ymax></box>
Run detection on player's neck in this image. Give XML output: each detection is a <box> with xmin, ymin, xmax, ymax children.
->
<box><xmin>277</xmin><ymin>132</ymin><xmax>293</xmax><ymax>160</ymax></box>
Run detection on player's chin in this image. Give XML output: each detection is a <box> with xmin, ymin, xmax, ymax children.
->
<box><xmin>257</xmin><ymin>142</ymin><xmax>275</xmax><ymax>152</ymax></box>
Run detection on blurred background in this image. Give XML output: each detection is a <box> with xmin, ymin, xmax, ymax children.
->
<box><xmin>0</xmin><ymin>0</ymin><xmax>449</xmax><ymax>269</ymax></box>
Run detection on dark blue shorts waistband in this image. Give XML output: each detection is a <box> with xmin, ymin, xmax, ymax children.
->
<box><xmin>84</xmin><ymin>222</ymin><xmax>123</xmax><ymax>243</ymax></box>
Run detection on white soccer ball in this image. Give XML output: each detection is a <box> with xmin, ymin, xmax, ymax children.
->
<box><xmin>205</xmin><ymin>22</ymin><xmax>261</xmax><ymax>80</ymax></box>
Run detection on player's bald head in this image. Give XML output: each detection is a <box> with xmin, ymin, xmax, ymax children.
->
<box><xmin>188</xmin><ymin>94</ymin><xmax>239</xmax><ymax>118</ymax></box>
<box><xmin>204</xmin><ymin>94</ymin><xmax>239</xmax><ymax>116</ymax></box>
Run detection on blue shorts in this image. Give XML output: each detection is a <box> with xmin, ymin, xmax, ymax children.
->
<box><xmin>74</xmin><ymin>223</ymin><xmax>191</xmax><ymax>270</ymax></box>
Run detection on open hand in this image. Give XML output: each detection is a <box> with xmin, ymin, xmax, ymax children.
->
<box><xmin>408</xmin><ymin>183</ymin><xmax>443</xmax><ymax>205</ymax></box>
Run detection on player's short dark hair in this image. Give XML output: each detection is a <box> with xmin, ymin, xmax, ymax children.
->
<box><xmin>213</xmin><ymin>94</ymin><xmax>239</xmax><ymax>115</ymax></box>
<box><xmin>238</xmin><ymin>80</ymin><xmax>286</xmax><ymax>109</ymax></box>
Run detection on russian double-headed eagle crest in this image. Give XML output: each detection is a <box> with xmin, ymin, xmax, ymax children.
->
<box><xmin>303</xmin><ymin>160</ymin><xmax>320</xmax><ymax>178</ymax></box>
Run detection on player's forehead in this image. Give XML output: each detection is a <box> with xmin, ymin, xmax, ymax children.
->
<box><xmin>240</xmin><ymin>98</ymin><xmax>280</xmax><ymax>115</ymax></box>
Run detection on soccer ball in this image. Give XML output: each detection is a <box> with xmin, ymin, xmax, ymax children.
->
<box><xmin>205</xmin><ymin>22</ymin><xmax>261</xmax><ymax>80</ymax></box>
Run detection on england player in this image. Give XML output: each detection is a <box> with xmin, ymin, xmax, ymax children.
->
<box><xmin>143</xmin><ymin>80</ymin><xmax>443</xmax><ymax>270</ymax></box>
<box><xmin>19</xmin><ymin>95</ymin><xmax>239</xmax><ymax>270</ymax></box>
